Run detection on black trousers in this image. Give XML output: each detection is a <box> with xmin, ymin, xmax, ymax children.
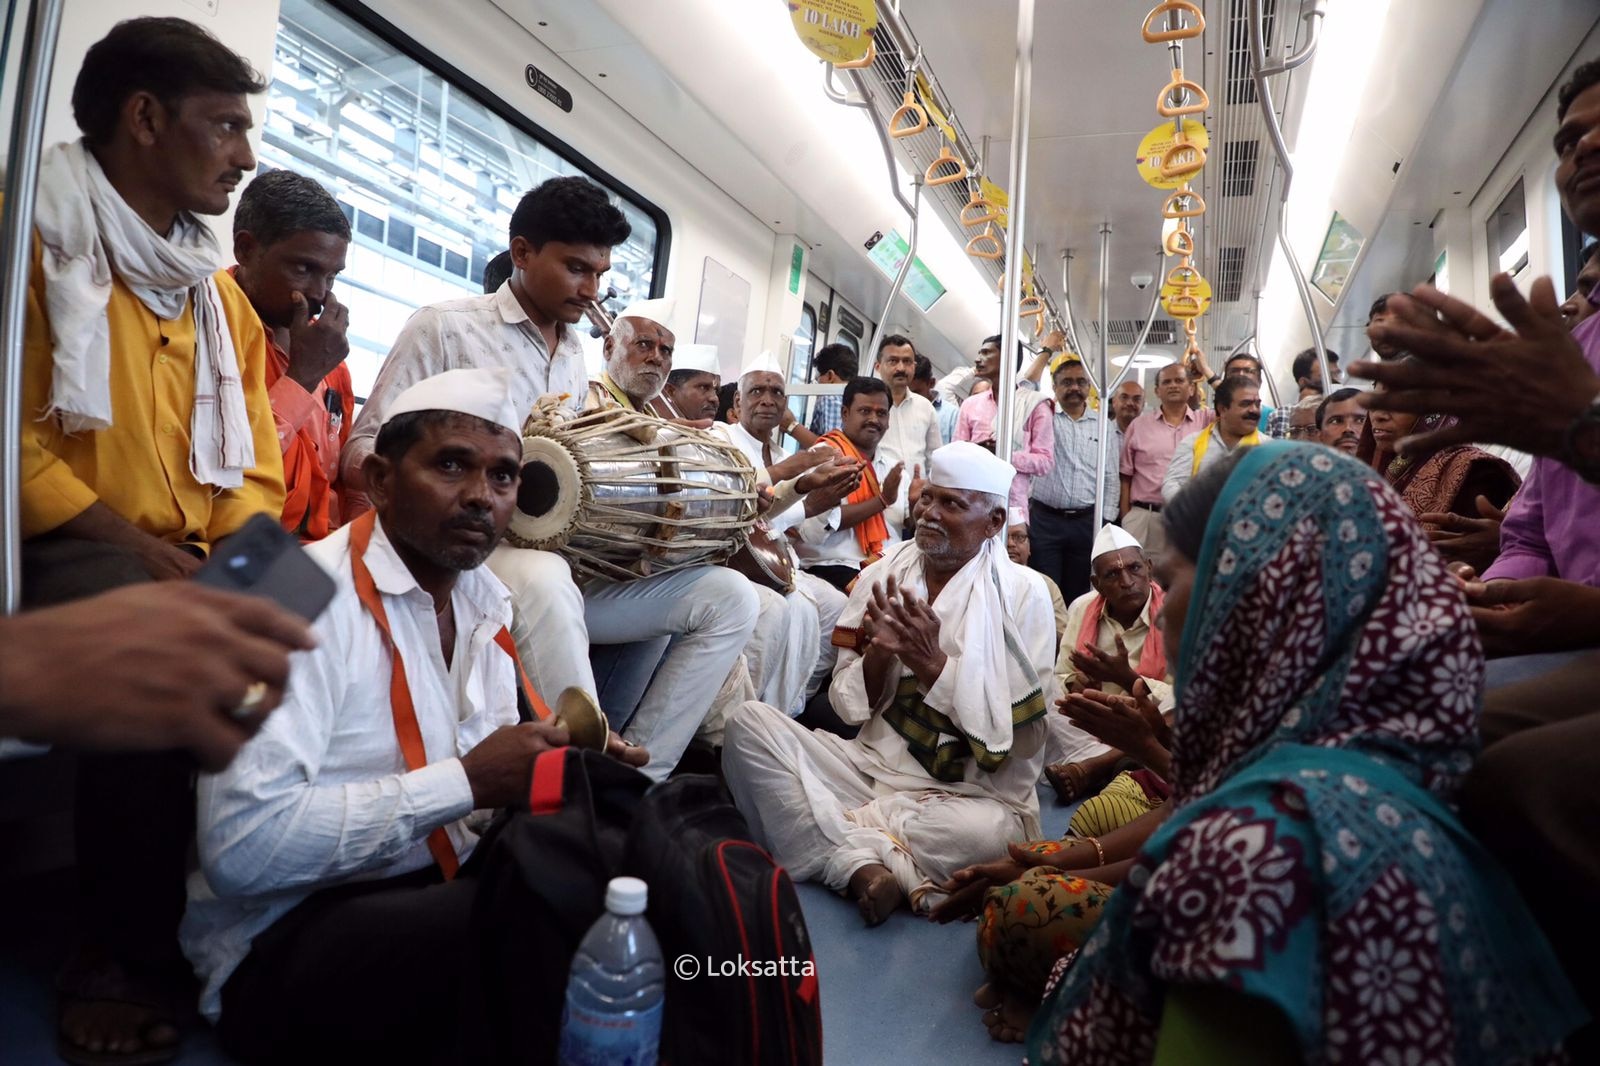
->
<box><xmin>1028</xmin><ymin>505</ymin><xmax>1095</xmax><ymax>603</ymax></box>
<box><xmin>806</xmin><ymin>564</ymin><xmax>861</xmax><ymax>594</ymax></box>
<box><xmin>23</xmin><ymin>536</ymin><xmax>195</xmax><ymax>973</ymax></box>
<box><xmin>217</xmin><ymin>868</ymin><xmax>477</xmax><ymax>1065</ymax></box>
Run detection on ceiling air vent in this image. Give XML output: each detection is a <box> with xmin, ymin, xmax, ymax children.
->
<box><xmin>1225</xmin><ymin>0</ymin><xmax>1276</xmax><ymax>106</ymax></box>
<box><xmin>1215</xmin><ymin>246</ymin><xmax>1247</xmax><ymax>303</ymax></box>
<box><xmin>1221</xmin><ymin>140</ymin><xmax>1258</xmax><ymax>197</ymax></box>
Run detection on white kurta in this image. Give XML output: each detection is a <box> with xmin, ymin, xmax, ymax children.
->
<box><xmin>722</xmin><ymin>543</ymin><xmax>1058</xmax><ymax>911</ymax></box>
<box><xmin>181</xmin><ymin>518</ymin><xmax>520</xmax><ymax>1020</ymax></box>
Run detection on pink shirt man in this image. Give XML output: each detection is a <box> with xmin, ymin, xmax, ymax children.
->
<box><xmin>955</xmin><ymin>388</ymin><xmax>1055</xmax><ymax>518</ymax></box>
<box><xmin>1119</xmin><ymin>406</ymin><xmax>1215</xmax><ymax>507</ymax></box>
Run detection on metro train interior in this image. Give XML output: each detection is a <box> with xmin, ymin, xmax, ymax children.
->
<box><xmin>3</xmin><ymin>0</ymin><xmax>1600</xmax><ymax>1063</ymax></box>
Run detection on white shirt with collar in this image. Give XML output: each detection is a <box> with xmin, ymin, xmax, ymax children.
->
<box><xmin>793</xmin><ymin>448</ymin><xmax>899</xmax><ymax>570</ymax></box>
<box><xmin>341</xmin><ymin>281</ymin><xmax>587</xmax><ymax>484</ymax></box>
<box><xmin>181</xmin><ymin>517</ymin><xmax>520</xmax><ymax>1021</ymax></box>
<box><xmin>708</xmin><ymin>420</ymin><xmax>841</xmax><ymax>536</ymax></box>
<box><xmin>876</xmin><ymin>388</ymin><xmax>942</xmax><ymax>528</ymax></box>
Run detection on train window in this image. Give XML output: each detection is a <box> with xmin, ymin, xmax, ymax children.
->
<box><xmin>793</xmin><ymin>303</ymin><xmax>817</xmax><ymax>384</ymax></box>
<box><xmin>261</xmin><ymin>0</ymin><xmax>668</xmax><ymax>397</ymax></box>
<box><xmin>1487</xmin><ymin>177</ymin><xmax>1530</xmax><ymax>279</ymax></box>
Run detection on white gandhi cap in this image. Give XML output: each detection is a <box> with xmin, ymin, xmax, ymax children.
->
<box><xmin>381</xmin><ymin>367</ymin><xmax>521</xmax><ymax>437</ymax></box>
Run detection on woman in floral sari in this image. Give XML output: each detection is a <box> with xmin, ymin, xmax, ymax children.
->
<box><xmin>967</xmin><ymin>443</ymin><xmax>1584</xmax><ymax>1062</ymax></box>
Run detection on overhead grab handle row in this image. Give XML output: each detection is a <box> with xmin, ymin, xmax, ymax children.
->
<box><xmin>1141</xmin><ymin>1</ymin><xmax>1205</xmax><ymax>43</ymax></box>
<box><xmin>1157</xmin><ymin>68</ymin><xmax>1209</xmax><ymax>116</ymax></box>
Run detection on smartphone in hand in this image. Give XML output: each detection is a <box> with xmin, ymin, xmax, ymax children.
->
<box><xmin>192</xmin><ymin>513</ymin><xmax>337</xmax><ymax>622</ymax></box>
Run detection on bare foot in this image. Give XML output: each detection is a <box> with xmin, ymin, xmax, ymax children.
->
<box><xmin>973</xmin><ymin>982</ymin><xmax>1001</xmax><ymax>1009</ymax></box>
<box><xmin>980</xmin><ymin>989</ymin><xmax>1035</xmax><ymax>1044</ymax></box>
<box><xmin>847</xmin><ymin>863</ymin><xmax>904</xmax><ymax>927</ymax></box>
<box><xmin>56</xmin><ymin>949</ymin><xmax>180</xmax><ymax>1065</ymax></box>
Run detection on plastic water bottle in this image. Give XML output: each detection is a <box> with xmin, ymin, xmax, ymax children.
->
<box><xmin>558</xmin><ymin>876</ymin><xmax>665</xmax><ymax>1066</ymax></box>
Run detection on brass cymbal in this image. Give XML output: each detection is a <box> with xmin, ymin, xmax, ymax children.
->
<box><xmin>552</xmin><ymin>686</ymin><xmax>610</xmax><ymax>752</ymax></box>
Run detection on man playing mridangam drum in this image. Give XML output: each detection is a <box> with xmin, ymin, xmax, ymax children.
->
<box><xmin>344</xmin><ymin>176</ymin><xmax>757</xmax><ymax>781</ymax></box>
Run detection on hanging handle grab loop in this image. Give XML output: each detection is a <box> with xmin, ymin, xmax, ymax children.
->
<box><xmin>834</xmin><ymin>42</ymin><xmax>876</xmax><ymax>70</ymax></box>
<box><xmin>1166</xmin><ymin>263</ymin><xmax>1204</xmax><ymax>288</ymax></box>
<box><xmin>925</xmin><ymin>145</ymin><xmax>968</xmax><ymax>186</ymax></box>
<box><xmin>1164</xmin><ymin>226</ymin><xmax>1195</xmax><ymax>257</ymax></box>
<box><xmin>1157</xmin><ymin>69</ymin><xmax>1210</xmax><ymax>116</ymax></box>
<box><xmin>889</xmin><ymin>90</ymin><xmax>929</xmax><ymax>138</ymax></box>
<box><xmin>1161</xmin><ymin>188</ymin><xmax>1206</xmax><ymax>219</ymax></box>
<box><xmin>1141</xmin><ymin>1</ymin><xmax>1206</xmax><ymax>43</ymax></box>
<box><xmin>1159</xmin><ymin>138</ymin><xmax>1206</xmax><ymax>179</ymax></box>
<box><xmin>1018</xmin><ymin>295</ymin><xmax>1045</xmax><ymax>317</ymax></box>
<box><xmin>1167</xmin><ymin>294</ymin><xmax>1204</xmax><ymax>318</ymax></box>
<box><xmin>966</xmin><ymin>224</ymin><xmax>1003</xmax><ymax>260</ymax></box>
<box><xmin>960</xmin><ymin>187</ymin><xmax>1001</xmax><ymax>227</ymax></box>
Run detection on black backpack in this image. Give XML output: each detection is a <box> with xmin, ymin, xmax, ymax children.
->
<box><xmin>623</xmin><ymin>773</ymin><xmax>822</xmax><ymax>1066</ymax></box>
<box><xmin>460</xmin><ymin>748</ymin><xmax>822</xmax><ymax>1066</ymax></box>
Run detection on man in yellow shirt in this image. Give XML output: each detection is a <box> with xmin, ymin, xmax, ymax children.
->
<box><xmin>18</xmin><ymin>18</ymin><xmax>282</xmax><ymax>1063</ymax></box>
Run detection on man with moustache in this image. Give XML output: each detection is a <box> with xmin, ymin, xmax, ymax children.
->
<box><xmin>648</xmin><ymin>342</ymin><xmax>721</xmax><ymax>422</ymax></box>
<box><xmin>723</xmin><ymin>442</ymin><xmax>1056</xmax><ymax>927</ymax></box>
<box><xmin>582</xmin><ymin>297</ymin><xmax>677</xmax><ymax>412</ymax></box>
<box><xmin>1317</xmin><ymin>387</ymin><xmax>1368</xmax><ymax>455</ymax></box>
<box><xmin>17</xmin><ymin>20</ymin><xmax>286</xmax><ymax>1057</ymax></box>
<box><xmin>345</xmin><ymin>178</ymin><xmax>756</xmax><ymax>783</ymax></box>
<box><xmin>874</xmin><ymin>335</ymin><xmax>943</xmax><ymax>530</ymax></box>
<box><xmin>1161</xmin><ymin>377</ymin><xmax>1262</xmax><ymax>501</ymax></box>
<box><xmin>796</xmin><ymin>377</ymin><xmax>907</xmax><ymax>593</ymax></box>
<box><xmin>707</xmin><ymin>352</ymin><xmax>856</xmax><ymax>717</ymax></box>
<box><xmin>231</xmin><ymin>170</ymin><xmax>354</xmax><ymax>540</ymax></box>
<box><xmin>1028</xmin><ymin>356</ymin><xmax>1116</xmax><ymax>602</ymax></box>
<box><xmin>183</xmin><ymin>369</ymin><xmax>648</xmax><ymax>1063</ymax></box>
<box><xmin>1118</xmin><ymin>362</ymin><xmax>1212</xmax><ymax>563</ymax></box>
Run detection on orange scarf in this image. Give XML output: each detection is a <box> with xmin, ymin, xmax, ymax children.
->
<box><xmin>348</xmin><ymin>511</ymin><xmax>551</xmax><ymax>878</ymax></box>
<box><xmin>1074</xmin><ymin>583</ymin><xmax>1166</xmax><ymax>685</ymax></box>
<box><xmin>821</xmin><ymin>429</ymin><xmax>888</xmax><ymax>564</ymax></box>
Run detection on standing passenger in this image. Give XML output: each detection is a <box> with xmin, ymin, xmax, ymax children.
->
<box><xmin>955</xmin><ymin>335</ymin><xmax>1055</xmax><ymax>522</ymax></box>
<box><xmin>873</xmin><ymin>334</ymin><xmax>943</xmax><ymax>531</ymax></box>
<box><xmin>1027</xmin><ymin>356</ymin><xmax>1116</xmax><ymax>602</ymax></box>
<box><xmin>1118</xmin><ymin>362</ymin><xmax>1212</xmax><ymax>564</ymax></box>
<box><xmin>1160</xmin><ymin>378</ymin><xmax>1261</xmax><ymax>502</ymax></box>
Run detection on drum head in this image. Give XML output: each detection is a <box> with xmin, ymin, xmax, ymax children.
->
<box><xmin>506</xmin><ymin>434</ymin><xmax>583</xmax><ymax>549</ymax></box>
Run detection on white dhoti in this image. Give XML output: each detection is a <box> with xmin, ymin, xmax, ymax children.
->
<box><xmin>1043</xmin><ymin>715</ymin><xmax>1113</xmax><ymax>768</ymax></box>
<box><xmin>722</xmin><ymin>700</ymin><xmax>1029</xmax><ymax>911</ymax></box>
<box><xmin>487</xmin><ymin>545</ymin><xmax>759</xmax><ymax>781</ymax></box>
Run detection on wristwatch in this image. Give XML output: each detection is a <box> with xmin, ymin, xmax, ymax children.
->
<box><xmin>1562</xmin><ymin>390</ymin><xmax>1600</xmax><ymax>485</ymax></box>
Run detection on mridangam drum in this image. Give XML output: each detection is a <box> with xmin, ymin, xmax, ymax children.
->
<box><xmin>505</xmin><ymin>405</ymin><xmax>759</xmax><ymax>582</ymax></box>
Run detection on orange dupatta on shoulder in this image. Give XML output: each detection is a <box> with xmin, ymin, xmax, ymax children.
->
<box><xmin>347</xmin><ymin>511</ymin><xmax>553</xmax><ymax>878</ymax></box>
<box><xmin>820</xmin><ymin>429</ymin><xmax>889</xmax><ymax>563</ymax></box>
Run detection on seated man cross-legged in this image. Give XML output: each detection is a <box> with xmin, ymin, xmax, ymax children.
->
<box><xmin>722</xmin><ymin>442</ymin><xmax>1059</xmax><ymax>925</ymax></box>
<box><xmin>183</xmin><ymin>368</ymin><xmax>647</xmax><ymax>1063</ymax></box>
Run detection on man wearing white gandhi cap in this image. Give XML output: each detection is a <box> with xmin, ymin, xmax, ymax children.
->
<box><xmin>721</xmin><ymin>441</ymin><xmax>1059</xmax><ymax>926</ymax></box>
<box><xmin>585</xmin><ymin>297</ymin><xmax>677</xmax><ymax>412</ymax></box>
<box><xmin>1039</xmin><ymin>520</ymin><xmax>1174</xmax><ymax>805</ymax></box>
<box><xmin>184</xmin><ymin>367</ymin><xmax>651</xmax><ymax>1057</ymax></box>
<box><xmin>647</xmin><ymin>341</ymin><xmax>721</xmax><ymax>421</ymax></box>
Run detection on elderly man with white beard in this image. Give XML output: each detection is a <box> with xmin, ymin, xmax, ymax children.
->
<box><xmin>721</xmin><ymin>442</ymin><xmax>1058</xmax><ymax>927</ymax></box>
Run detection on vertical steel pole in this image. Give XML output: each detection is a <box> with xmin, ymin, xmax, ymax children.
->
<box><xmin>1092</xmin><ymin>223</ymin><xmax>1113</xmax><ymax>529</ymax></box>
<box><xmin>996</xmin><ymin>0</ymin><xmax>1034</xmax><ymax>464</ymax></box>
<box><xmin>1</xmin><ymin>0</ymin><xmax>66</xmax><ymax>615</ymax></box>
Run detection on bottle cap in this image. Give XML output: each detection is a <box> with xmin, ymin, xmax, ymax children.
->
<box><xmin>606</xmin><ymin>876</ymin><xmax>648</xmax><ymax>916</ymax></box>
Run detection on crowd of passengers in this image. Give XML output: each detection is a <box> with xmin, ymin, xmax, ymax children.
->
<box><xmin>4</xmin><ymin>15</ymin><xmax>1600</xmax><ymax>1065</ymax></box>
